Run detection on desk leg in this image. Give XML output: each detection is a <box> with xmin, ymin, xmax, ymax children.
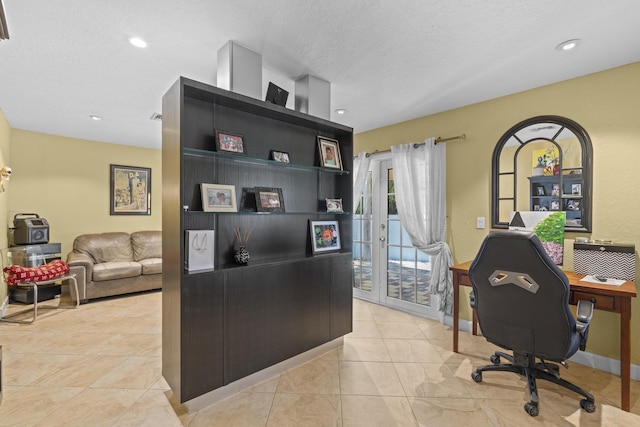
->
<box><xmin>621</xmin><ymin>298</ymin><xmax>631</xmax><ymax>412</ymax></box>
<box><xmin>472</xmin><ymin>309</ymin><xmax>477</xmax><ymax>336</ymax></box>
<box><xmin>453</xmin><ymin>273</ymin><xmax>460</xmax><ymax>353</ymax></box>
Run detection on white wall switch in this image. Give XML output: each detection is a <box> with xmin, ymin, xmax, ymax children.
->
<box><xmin>476</xmin><ymin>217</ymin><xmax>485</xmax><ymax>229</ymax></box>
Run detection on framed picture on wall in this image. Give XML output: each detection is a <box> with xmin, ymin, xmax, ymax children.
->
<box><xmin>110</xmin><ymin>164</ymin><xmax>151</xmax><ymax>215</ymax></box>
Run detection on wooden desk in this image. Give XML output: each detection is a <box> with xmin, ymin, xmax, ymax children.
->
<box><xmin>450</xmin><ymin>261</ymin><xmax>637</xmax><ymax>412</ymax></box>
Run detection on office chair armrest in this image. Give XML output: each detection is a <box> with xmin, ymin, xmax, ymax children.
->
<box><xmin>576</xmin><ymin>299</ymin><xmax>594</xmax><ymax>351</ymax></box>
<box><xmin>470</xmin><ymin>290</ymin><xmax>477</xmax><ymax>309</ymax></box>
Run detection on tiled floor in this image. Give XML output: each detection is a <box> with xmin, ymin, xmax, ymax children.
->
<box><xmin>1</xmin><ymin>290</ymin><xmax>639</xmax><ymax>426</ymax></box>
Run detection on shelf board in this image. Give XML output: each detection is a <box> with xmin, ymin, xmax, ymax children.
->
<box><xmin>184</xmin><ymin>147</ymin><xmax>351</xmax><ymax>175</ymax></box>
<box><xmin>185</xmin><ymin>210</ymin><xmax>352</xmax><ymax>216</ymax></box>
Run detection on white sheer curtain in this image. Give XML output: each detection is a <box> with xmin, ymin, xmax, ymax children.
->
<box><xmin>352</xmin><ymin>152</ymin><xmax>371</xmax><ymax>213</ymax></box>
<box><xmin>391</xmin><ymin>138</ymin><xmax>454</xmax><ymax>315</ymax></box>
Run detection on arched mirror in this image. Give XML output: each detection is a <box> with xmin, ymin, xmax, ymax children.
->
<box><xmin>491</xmin><ymin>115</ymin><xmax>592</xmax><ymax>232</ymax></box>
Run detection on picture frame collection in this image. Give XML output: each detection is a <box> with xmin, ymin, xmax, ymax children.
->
<box><xmin>200</xmin><ymin>130</ymin><xmax>346</xmax><ymax>256</ymax></box>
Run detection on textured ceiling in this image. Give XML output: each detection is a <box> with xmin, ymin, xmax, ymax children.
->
<box><xmin>1</xmin><ymin>0</ymin><xmax>639</xmax><ymax>149</ymax></box>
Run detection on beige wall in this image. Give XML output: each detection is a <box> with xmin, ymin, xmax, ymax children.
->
<box><xmin>0</xmin><ymin>110</ymin><xmax>10</xmax><ymax>305</ymax></box>
<box><xmin>355</xmin><ymin>62</ymin><xmax>640</xmax><ymax>364</ymax></box>
<box><xmin>8</xmin><ymin>130</ymin><xmax>162</xmax><ymax>257</ymax></box>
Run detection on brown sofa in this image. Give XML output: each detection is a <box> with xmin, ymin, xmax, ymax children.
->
<box><xmin>66</xmin><ymin>231</ymin><xmax>161</xmax><ymax>303</ymax></box>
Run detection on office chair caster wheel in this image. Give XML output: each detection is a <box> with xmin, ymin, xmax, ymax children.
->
<box><xmin>580</xmin><ymin>399</ymin><xmax>596</xmax><ymax>413</ymax></box>
<box><xmin>471</xmin><ymin>371</ymin><xmax>482</xmax><ymax>382</ymax></box>
<box><xmin>524</xmin><ymin>402</ymin><xmax>539</xmax><ymax>417</ymax></box>
<box><xmin>490</xmin><ymin>354</ymin><xmax>500</xmax><ymax>364</ymax></box>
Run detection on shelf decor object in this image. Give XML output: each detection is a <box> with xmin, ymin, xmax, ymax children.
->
<box><xmin>326</xmin><ymin>198</ymin><xmax>344</xmax><ymax>213</ymax></box>
<box><xmin>317</xmin><ymin>136</ymin><xmax>343</xmax><ymax>170</ymax></box>
<box><xmin>201</xmin><ymin>183</ymin><xmax>237</xmax><ymax>212</ymax></box>
<box><xmin>269</xmin><ymin>150</ymin><xmax>290</xmax><ymax>163</ymax></box>
<box><xmin>233</xmin><ymin>227</ymin><xmax>253</xmax><ymax>265</ymax></box>
<box><xmin>310</xmin><ymin>220</ymin><xmax>341</xmax><ymax>254</ymax></box>
<box><xmin>215</xmin><ymin>130</ymin><xmax>247</xmax><ymax>155</ymax></box>
<box><xmin>254</xmin><ymin>187</ymin><xmax>285</xmax><ymax>212</ymax></box>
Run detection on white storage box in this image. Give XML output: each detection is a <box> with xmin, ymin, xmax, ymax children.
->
<box><xmin>573</xmin><ymin>241</ymin><xmax>635</xmax><ymax>280</ymax></box>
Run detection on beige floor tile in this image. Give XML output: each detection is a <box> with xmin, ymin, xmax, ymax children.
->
<box><xmin>394</xmin><ymin>362</ymin><xmax>472</xmax><ymax>398</ymax></box>
<box><xmin>348</xmin><ymin>320</ymin><xmax>382</xmax><ymax>338</ymax></box>
<box><xmin>277</xmin><ymin>354</ymin><xmax>340</xmax><ymax>395</ymax></box>
<box><xmin>369</xmin><ymin>305</ymin><xmax>415</xmax><ymax>322</ymax></box>
<box><xmin>478</xmin><ymin>397</ymin><xmax>568</xmax><ymax>426</ymax></box>
<box><xmin>409</xmin><ymin>397</ymin><xmax>494</xmax><ymax>427</ymax></box>
<box><xmin>384</xmin><ymin>339</ymin><xmax>444</xmax><ymax>363</ymax></box>
<box><xmin>267</xmin><ymin>393</ymin><xmax>341</xmax><ymax>427</ymax></box>
<box><xmin>340</xmin><ymin>338</ymin><xmax>391</xmax><ymax>362</ymax></box>
<box><xmin>90</xmin><ymin>355</ymin><xmax>162</xmax><ymax>389</ymax></box>
<box><xmin>340</xmin><ymin>361</ymin><xmax>405</xmax><ymax>396</ymax></box>
<box><xmin>0</xmin><ymin>385</ymin><xmax>83</xmax><ymax>427</ymax></box>
<box><xmin>84</xmin><ymin>332</ymin><xmax>162</xmax><ymax>357</ymax></box>
<box><xmin>190</xmin><ymin>392</ymin><xmax>273</xmax><ymax>427</ymax></box>
<box><xmin>33</xmin><ymin>388</ymin><xmax>145</xmax><ymax>427</ymax></box>
<box><xmin>341</xmin><ymin>395</ymin><xmax>417</xmax><ymax>427</ymax></box>
<box><xmin>3</xmin><ymin>353</ymin><xmax>79</xmax><ymax>385</ymax></box>
<box><xmin>376</xmin><ymin>321</ymin><xmax>427</xmax><ymax>339</ymax></box>
<box><xmin>242</xmin><ymin>375</ymin><xmax>280</xmax><ymax>393</ymax></box>
<box><xmin>413</xmin><ymin>318</ymin><xmax>453</xmax><ymax>340</ymax></box>
<box><xmin>33</xmin><ymin>354</ymin><xmax>128</xmax><ymax>387</ymax></box>
<box><xmin>111</xmin><ymin>388</ymin><xmax>194</xmax><ymax>427</ymax></box>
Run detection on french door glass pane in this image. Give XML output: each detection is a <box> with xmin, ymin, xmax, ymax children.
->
<box><xmin>386</xmin><ymin>169</ymin><xmax>432</xmax><ymax>306</ymax></box>
<box><xmin>353</xmin><ymin>171</ymin><xmax>373</xmax><ymax>292</ymax></box>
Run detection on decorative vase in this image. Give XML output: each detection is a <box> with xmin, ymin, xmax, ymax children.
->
<box><xmin>234</xmin><ymin>246</ymin><xmax>250</xmax><ymax>265</ymax></box>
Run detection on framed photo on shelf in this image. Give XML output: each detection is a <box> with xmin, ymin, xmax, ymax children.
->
<box><xmin>201</xmin><ymin>183</ymin><xmax>237</xmax><ymax>212</ymax></box>
<box><xmin>550</xmin><ymin>200</ymin><xmax>560</xmax><ymax>211</ymax></box>
<box><xmin>551</xmin><ymin>184</ymin><xmax>560</xmax><ymax>197</ymax></box>
<box><xmin>254</xmin><ymin>187</ymin><xmax>285</xmax><ymax>212</ymax></box>
<box><xmin>110</xmin><ymin>164</ymin><xmax>151</xmax><ymax>215</ymax></box>
<box><xmin>535</xmin><ymin>185</ymin><xmax>545</xmax><ymax>196</ymax></box>
<box><xmin>317</xmin><ymin>136</ymin><xmax>343</xmax><ymax>170</ymax></box>
<box><xmin>310</xmin><ymin>220</ymin><xmax>341</xmax><ymax>254</ymax></box>
<box><xmin>269</xmin><ymin>150</ymin><xmax>290</xmax><ymax>163</ymax></box>
<box><xmin>572</xmin><ymin>183</ymin><xmax>582</xmax><ymax>195</ymax></box>
<box><xmin>326</xmin><ymin>198</ymin><xmax>344</xmax><ymax>213</ymax></box>
<box><xmin>215</xmin><ymin>130</ymin><xmax>246</xmax><ymax>155</ymax></box>
<box><xmin>566</xmin><ymin>199</ymin><xmax>581</xmax><ymax>211</ymax></box>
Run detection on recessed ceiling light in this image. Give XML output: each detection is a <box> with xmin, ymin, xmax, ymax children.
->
<box><xmin>556</xmin><ymin>39</ymin><xmax>581</xmax><ymax>51</ymax></box>
<box><xmin>90</xmin><ymin>115</ymin><xmax>102</xmax><ymax>121</ymax></box>
<box><xmin>335</xmin><ymin>109</ymin><xmax>347</xmax><ymax>115</ymax></box>
<box><xmin>129</xmin><ymin>37</ymin><xmax>147</xmax><ymax>48</ymax></box>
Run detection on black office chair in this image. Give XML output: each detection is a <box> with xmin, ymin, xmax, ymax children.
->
<box><xmin>468</xmin><ymin>230</ymin><xmax>596</xmax><ymax>417</ymax></box>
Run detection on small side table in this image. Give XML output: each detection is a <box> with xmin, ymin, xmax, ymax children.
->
<box><xmin>1</xmin><ymin>274</ymin><xmax>79</xmax><ymax>324</ymax></box>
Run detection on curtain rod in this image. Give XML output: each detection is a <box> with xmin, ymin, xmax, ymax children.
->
<box><xmin>363</xmin><ymin>133</ymin><xmax>466</xmax><ymax>156</ymax></box>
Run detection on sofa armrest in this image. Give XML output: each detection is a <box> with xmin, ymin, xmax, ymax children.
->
<box><xmin>67</xmin><ymin>252</ymin><xmax>94</xmax><ymax>274</ymax></box>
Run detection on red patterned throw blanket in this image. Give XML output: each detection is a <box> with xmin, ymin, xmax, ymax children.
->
<box><xmin>3</xmin><ymin>260</ymin><xmax>70</xmax><ymax>285</ymax></box>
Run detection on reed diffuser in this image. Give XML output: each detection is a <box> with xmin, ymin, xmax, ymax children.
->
<box><xmin>233</xmin><ymin>227</ymin><xmax>253</xmax><ymax>265</ymax></box>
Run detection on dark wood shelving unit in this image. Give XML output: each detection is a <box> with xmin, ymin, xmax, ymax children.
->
<box><xmin>528</xmin><ymin>173</ymin><xmax>584</xmax><ymax>228</ymax></box>
<box><xmin>162</xmin><ymin>77</ymin><xmax>353</xmax><ymax>403</ymax></box>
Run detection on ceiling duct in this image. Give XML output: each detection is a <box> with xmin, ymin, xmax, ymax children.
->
<box><xmin>0</xmin><ymin>0</ymin><xmax>9</xmax><ymax>40</ymax></box>
<box><xmin>295</xmin><ymin>75</ymin><xmax>330</xmax><ymax>121</ymax></box>
<box><xmin>216</xmin><ymin>41</ymin><xmax>262</xmax><ymax>100</ymax></box>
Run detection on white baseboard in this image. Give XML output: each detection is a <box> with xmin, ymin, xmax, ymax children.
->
<box><xmin>442</xmin><ymin>315</ymin><xmax>640</xmax><ymax>381</ymax></box>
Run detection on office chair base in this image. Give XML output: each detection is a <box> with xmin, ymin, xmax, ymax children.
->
<box><xmin>472</xmin><ymin>352</ymin><xmax>596</xmax><ymax>417</ymax></box>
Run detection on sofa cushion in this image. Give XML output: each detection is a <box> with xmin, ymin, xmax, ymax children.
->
<box><xmin>93</xmin><ymin>261</ymin><xmax>141</xmax><ymax>282</ymax></box>
<box><xmin>74</xmin><ymin>232</ymin><xmax>133</xmax><ymax>263</ymax></box>
<box><xmin>132</xmin><ymin>230</ymin><xmax>162</xmax><ymax>261</ymax></box>
<box><xmin>139</xmin><ymin>258</ymin><xmax>162</xmax><ymax>275</ymax></box>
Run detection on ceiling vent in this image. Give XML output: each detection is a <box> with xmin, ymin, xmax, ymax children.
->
<box><xmin>0</xmin><ymin>0</ymin><xmax>10</xmax><ymax>40</ymax></box>
<box><xmin>150</xmin><ymin>113</ymin><xmax>163</xmax><ymax>121</ymax></box>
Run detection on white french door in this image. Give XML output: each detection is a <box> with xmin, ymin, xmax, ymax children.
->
<box><xmin>353</xmin><ymin>157</ymin><xmax>439</xmax><ymax>318</ymax></box>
